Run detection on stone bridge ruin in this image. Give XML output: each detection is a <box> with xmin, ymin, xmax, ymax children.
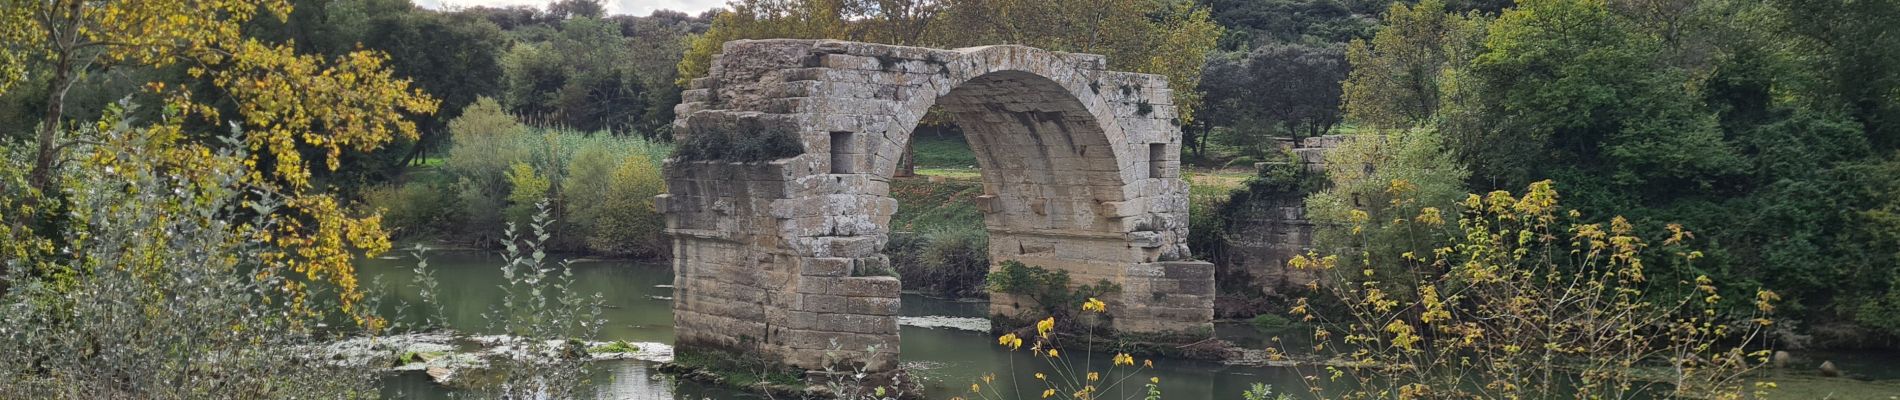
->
<box><xmin>658</xmin><ymin>39</ymin><xmax>1215</xmax><ymax>373</ymax></box>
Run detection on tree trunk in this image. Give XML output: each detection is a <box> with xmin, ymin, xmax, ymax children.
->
<box><xmin>29</xmin><ymin>53</ymin><xmax>72</xmax><ymax>196</ymax></box>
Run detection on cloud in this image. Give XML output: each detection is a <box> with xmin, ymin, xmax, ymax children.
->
<box><xmin>418</xmin><ymin>0</ymin><xmax>726</xmax><ymax>16</ymax></box>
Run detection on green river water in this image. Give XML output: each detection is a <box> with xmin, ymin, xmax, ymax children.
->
<box><xmin>359</xmin><ymin>250</ymin><xmax>1900</xmax><ymax>399</ymax></box>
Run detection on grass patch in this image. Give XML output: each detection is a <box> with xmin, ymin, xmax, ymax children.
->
<box><xmin>889</xmin><ymin>177</ymin><xmax>984</xmax><ymax>232</ymax></box>
<box><xmin>911</xmin><ymin>131</ymin><xmax>977</xmax><ymax>168</ymax></box>
<box><xmin>913</xmin><ymin>167</ymin><xmax>981</xmax><ymax>180</ymax></box>
<box><xmin>395</xmin><ymin>350</ymin><xmax>449</xmax><ymax>366</ymax></box>
<box><xmin>587</xmin><ymin>340</ymin><xmax>639</xmax><ymax>354</ymax></box>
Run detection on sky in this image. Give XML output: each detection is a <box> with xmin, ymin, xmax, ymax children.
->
<box><xmin>416</xmin><ymin>0</ymin><xmax>727</xmax><ymax>17</ymax></box>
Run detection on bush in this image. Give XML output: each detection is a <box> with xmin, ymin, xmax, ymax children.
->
<box><xmin>890</xmin><ymin>226</ymin><xmax>991</xmax><ymax>298</ymax></box>
<box><xmin>421</xmin><ymin>99</ymin><xmax>671</xmax><ymax>253</ymax></box>
<box><xmin>361</xmin><ymin>181</ymin><xmax>462</xmax><ymax>240</ymax></box>
<box><xmin>986</xmin><ymin>261</ymin><xmax>1120</xmax><ymax>326</ymax></box>
<box><xmin>578</xmin><ymin>150</ymin><xmax>668</xmax><ymax>257</ymax></box>
<box><xmin>1285</xmin><ymin>181</ymin><xmax>1778</xmax><ymax>399</ymax></box>
<box><xmin>0</xmin><ymin>128</ymin><xmax>378</xmax><ymax>398</ymax></box>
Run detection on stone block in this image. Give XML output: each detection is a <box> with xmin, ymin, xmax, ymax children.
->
<box><xmin>836</xmin><ymin>276</ymin><xmax>900</xmax><ymax>297</ymax></box>
<box><xmin>800</xmin><ymin>257</ymin><xmax>853</xmax><ymax>277</ymax></box>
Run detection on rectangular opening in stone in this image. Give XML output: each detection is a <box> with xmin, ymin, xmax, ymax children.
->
<box><xmin>1148</xmin><ymin>143</ymin><xmax>1166</xmax><ymax>178</ymax></box>
<box><xmin>831</xmin><ymin>131</ymin><xmax>855</xmax><ymax>174</ymax></box>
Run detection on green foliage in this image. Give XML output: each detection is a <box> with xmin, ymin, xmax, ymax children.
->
<box><xmin>419</xmin><ymin>99</ymin><xmax>671</xmax><ymax>253</ymax></box>
<box><xmin>908</xmin><ymin>131</ymin><xmax>979</xmax><ymax>168</ymax></box>
<box><xmin>1340</xmin><ymin>0</ymin><xmax>1488</xmax><ymax>129</ymax></box>
<box><xmin>890</xmin><ymin>226</ymin><xmax>990</xmax><ymax>297</ymax></box>
<box><xmin>361</xmin><ymin>181</ymin><xmax>463</xmax><ymax>239</ymax></box>
<box><xmin>576</xmin><ymin>149</ymin><xmax>669</xmax><ymax>257</ymax></box>
<box><xmin>504</xmin><ymin>162</ymin><xmax>552</xmax><ymax>227</ymax></box>
<box><xmin>0</xmin><ymin>125</ymin><xmax>379</xmax><ymax>398</ymax></box>
<box><xmin>986</xmin><ymin>261</ymin><xmax>1121</xmax><ymax>320</ymax></box>
<box><xmin>1247</xmin><ymin>314</ymin><xmax>1295</xmax><ymax>332</ymax></box>
<box><xmin>588</xmin><ymin>340</ymin><xmax>640</xmax><ymax>354</ymax></box>
<box><xmin>499</xmin><ymin>15</ymin><xmax>678</xmax><ymax>137</ymax></box>
<box><xmin>1241</xmin><ymin>383</ymin><xmax>1292</xmax><ymax>400</ymax></box>
<box><xmin>1306</xmin><ymin>128</ymin><xmax>1469</xmax><ymax>281</ymax></box>
<box><xmin>673</xmin><ymin>126</ymin><xmax>805</xmax><ymax>162</ymax></box>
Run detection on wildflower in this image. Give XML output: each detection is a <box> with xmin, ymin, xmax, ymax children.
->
<box><xmin>1113</xmin><ymin>353</ymin><xmax>1135</xmax><ymax>366</ymax></box>
<box><xmin>1036</xmin><ymin>317</ymin><xmax>1056</xmax><ymax>337</ymax></box>
<box><xmin>1042</xmin><ymin>388</ymin><xmax>1056</xmax><ymax>398</ymax></box>
<box><xmin>1088</xmin><ymin>371</ymin><xmax>1100</xmax><ymax>381</ymax></box>
<box><xmin>1035</xmin><ymin>372</ymin><xmax>1046</xmax><ymax>380</ymax></box>
<box><xmin>1083</xmin><ymin>297</ymin><xmax>1107</xmax><ymax>313</ymax></box>
<box><xmin>998</xmin><ymin>333</ymin><xmax>1023</xmax><ymax>350</ymax></box>
<box><xmin>1151</xmin><ymin>377</ymin><xmax>1160</xmax><ymax>383</ymax></box>
<box><xmin>1048</xmin><ymin>349</ymin><xmax>1060</xmax><ymax>358</ymax></box>
<box><xmin>1143</xmin><ymin>359</ymin><xmax>1153</xmax><ymax>368</ymax></box>
<box><xmin>982</xmin><ymin>373</ymin><xmax>994</xmax><ymax>384</ymax></box>
<box><xmin>971</xmin><ymin>383</ymin><xmax>980</xmax><ymax>393</ymax></box>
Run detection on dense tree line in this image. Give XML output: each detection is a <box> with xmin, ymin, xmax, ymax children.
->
<box><xmin>1320</xmin><ymin>0</ymin><xmax>1900</xmax><ymax>345</ymax></box>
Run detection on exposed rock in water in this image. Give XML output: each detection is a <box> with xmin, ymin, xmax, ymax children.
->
<box><xmin>311</xmin><ymin>331</ymin><xmax>672</xmax><ymax>387</ymax></box>
<box><xmin>426</xmin><ymin>366</ymin><xmax>454</xmax><ymax>384</ymax></box>
<box><xmin>1820</xmin><ymin>360</ymin><xmax>1841</xmax><ymax>377</ymax></box>
<box><xmin>897</xmin><ymin>316</ymin><xmax>988</xmax><ymax>332</ymax></box>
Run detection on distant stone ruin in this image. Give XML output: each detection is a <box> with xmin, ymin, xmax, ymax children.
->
<box><xmin>658</xmin><ymin>39</ymin><xmax>1214</xmax><ymax>373</ymax></box>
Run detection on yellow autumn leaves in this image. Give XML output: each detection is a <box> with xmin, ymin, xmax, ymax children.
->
<box><xmin>1</xmin><ymin>0</ymin><xmax>439</xmax><ymax>321</ymax></box>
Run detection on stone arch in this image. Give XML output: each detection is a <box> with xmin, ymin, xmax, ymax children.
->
<box><xmin>659</xmin><ymin>39</ymin><xmax>1213</xmax><ymax>373</ymax></box>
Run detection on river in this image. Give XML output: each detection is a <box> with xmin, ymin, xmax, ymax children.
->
<box><xmin>359</xmin><ymin>250</ymin><xmax>1900</xmax><ymax>399</ymax></box>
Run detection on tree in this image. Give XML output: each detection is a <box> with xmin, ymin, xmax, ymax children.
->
<box><xmin>1203</xmin><ymin>0</ymin><xmax>1378</xmax><ymax>46</ymax></box>
<box><xmin>1460</xmin><ymin>0</ymin><xmax>1741</xmax><ymax>188</ymax></box>
<box><xmin>0</xmin><ymin>0</ymin><xmax>438</xmax><ymax>312</ymax></box>
<box><xmin>1339</xmin><ymin>0</ymin><xmax>1488</xmax><ymax>129</ymax></box>
<box><xmin>1305</xmin><ymin>128</ymin><xmax>1468</xmax><ymax>281</ymax></box>
<box><xmin>1249</xmin><ymin>43</ymin><xmax>1348</xmax><ymax>139</ymax></box>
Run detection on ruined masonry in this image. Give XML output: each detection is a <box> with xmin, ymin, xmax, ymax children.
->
<box><xmin>658</xmin><ymin>39</ymin><xmax>1215</xmax><ymax>373</ymax></box>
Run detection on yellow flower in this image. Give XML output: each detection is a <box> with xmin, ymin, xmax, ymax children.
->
<box><xmin>1088</xmin><ymin>371</ymin><xmax>1100</xmax><ymax>381</ymax></box>
<box><xmin>1036</xmin><ymin>317</ymin><xmax>1056</xmax><ymax>337</ymax></box>
<box><xmin>998</xmin><ymin>333</ymin><xmax>1023</xmax><ymax>350</ymax></box>
<box><xmin>1035</xmin><ymin>372</ymin><xmax>1046</xmax><ymax>380</ymax></box>
<box><xmin>1042</xmin><ymin>388</ymin><xmax>1056</xmax><ymax>398</ymax></box>
<box><xmin>971</xmin><ymin>383</ymin><xmax>981</xmax><ymax>393</ymax></box>
<box><xmin>1113</xmin><ymin>353</ymin><xmax>1134</xmax><ymax>366</ymax></box>
<box><xmin>982</xmin><ymin>373</ymin><xmax>994</xmax><ymax>383</ymax></box>
<box><xmin>1083</xmin><ymin>297</ymin><xmax>1107</xmax><ymax>313</ymax></box>
<box><xmin>1048</xmin><ymin>349</ymin><xmax>1060</xmax><ymax>358</ymax></box>
<box><xmin>1150</xmin><ymin>376</ymin><xmax>1160</xmax><ymax>383</ymax></box>
<box><xmin>1143</xmin><ymin>359</ymin><xmax>1153</xmax><ymax>368</ymax></box>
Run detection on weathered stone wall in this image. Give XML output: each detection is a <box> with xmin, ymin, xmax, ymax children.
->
<box><xmin>1224</xmin><ymin>136</ymin><xmax>1347</xmax><ymax>293</ymax></box>
<box><xmin>662</xmin><ymin>39</ymin><xmax>1212</xmax><ymax>373</ymax></box>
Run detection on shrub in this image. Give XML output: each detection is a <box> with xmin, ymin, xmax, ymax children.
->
<box><xmin>891</xmin><ymin>226</ymin><xmax>990</xmax><ymax>298</ymax></box>
<box><xmin>0</xmin><ymin>128</ymin><xmax>377</xmax><ymax>398</ymax></box>
<box><xmin>986</xmin><ymin>261</ymin><xmax>1120</xmax><ymax>325</ymax></box>
<box><xmin>1284</xmin><ymin>180</ymin><xmax>1778</xmax><ymax>399</ymax></box>
<box><xmin>503</xmin><ymin>161</ymin><xmax>551</xmax><ymax>228</ymax></box>
<box><xmin>580</xmin><ymin>151</ymin><xmax>668</xmax><ymax>257</ymax></box>
<box><xmin>427</xmin><ymin>99</ymin><xmax>673</xmax><ymax>253</ymax></box>
<box><xmin>361</xmin><ymin>181</ymin><xmax>462</xmax><ymax>240</ymax></box>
